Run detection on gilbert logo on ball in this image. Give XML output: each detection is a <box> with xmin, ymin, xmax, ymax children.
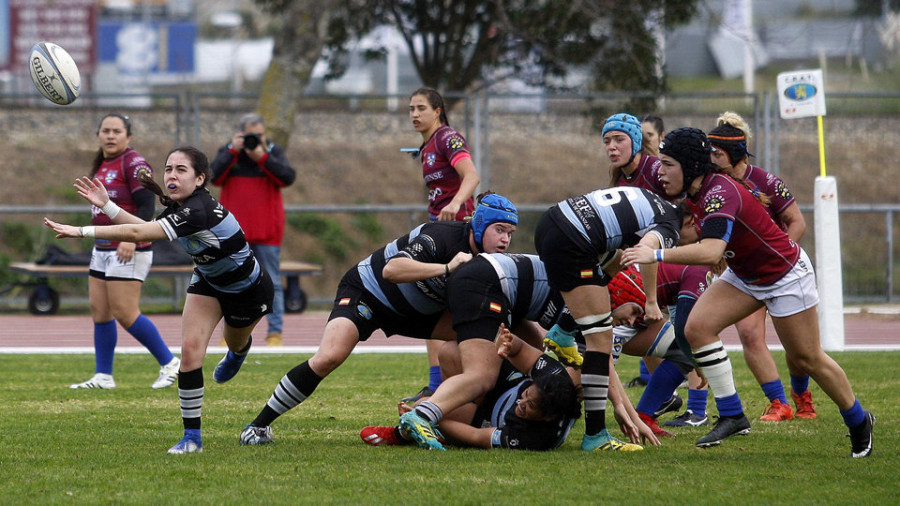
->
<box><xmin>29</xmin><ymin>42</ymin><xmax>81</xmax><ymax>105</ymax></box>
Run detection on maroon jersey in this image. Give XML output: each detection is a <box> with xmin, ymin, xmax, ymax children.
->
<box><xmin>420</xmin><ymin>125</ymin><xmax>475</xmax><ymax>220</ymax></box>
<box><xmin>614</xmin><ymin>155</ymin><xmax>677</xmax><ymax>202</ymax></box>
<box><xmin>685</xmin><ymin>173</ymin><xmax>800</xmax><ymax>286</ymax></box>
<box><xmin>92</xmin><ymin>147</ymin><xmax>152</xmax><ymax>250</ymax></box>
<box><xmin>741</xmin><ymin>164</ymin><xmax>796</xmax><ymax>230</ymax></box>
<box><xmin>656</xmin><ymin>262</ymin><xmax>712</xmax><ymax>306</ymax></box>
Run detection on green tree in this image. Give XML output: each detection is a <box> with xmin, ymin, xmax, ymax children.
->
<box><xmin>322</xmin><ymin>0</ymin><xmax>700</xmax><ymax>97</ymax></box>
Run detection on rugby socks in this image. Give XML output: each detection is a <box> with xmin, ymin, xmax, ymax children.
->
<box><xmin>636</xmin><ymin>360</ymin><xmax>684</xmax><ymax>417</ymax></box>
<box><xmin>428</xmin><ymin>366</ymin><xmax>443</xmax><ymax>393</ymax></box>
<box><xmin>790</xmin><ymin>373</ymin><xmax>811</xmax><ymax>394</ymax></box>
<box><xmin>413</xmin><ymin>401</ymin><xmax>444</xmax><ymax>424</ymax></box>
<box><xmin>252</xmin><ymin>360</ymin><xmax>322</xmax><ymax>427</ymax></box>
<box><xmin>693</xmin><ymin>341</ymin><xmax>744</xmax><ymax>417</ymax></box>
<box><xmin>760</xmin><ymin>379</ymin><xmax>788</xmax><ymax>404</ymax></box>
<box><xmin>638</xmin><ymin>359</ymin><xmax>651</xmax><ymax>383</ymax></box>
<box><xmin>687</xmin><ymin>388</ymin><xmax>708</xmax><ymax>417</ymax></box>
<box><xmin>840</xmin><ymin>399</ymin><xmax>866</xmax><ymax>428</ymax></box>
<box><xmin>178</xmin><ymin>367</ymin><xmax>204</xmax><ymax>430</ymax></box>
<box><xmin>93</xmin><ymin>320</ymin><xmax>117</xmax><ymax>375</ymax></box>
<box><xmin>126</xmin><ymin>314</ymin><xmax>174</xmax><ymax>366</ymax></box>
<box><xmin>581</xmin><ymin>350</ymin><xmax>610</xmax><ymax>435</ymax></box>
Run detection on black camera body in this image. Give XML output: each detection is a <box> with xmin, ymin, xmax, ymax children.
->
<box><xmin>243</xmin><ymin>133</ymin><xmax>261</xmax><ymax>150</ymax></box>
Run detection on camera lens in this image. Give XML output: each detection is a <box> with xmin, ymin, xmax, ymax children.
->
<box><xmin>244</xmin><ymin>134</ymin><xmax>260</xmax><ymax>150</ymax></box>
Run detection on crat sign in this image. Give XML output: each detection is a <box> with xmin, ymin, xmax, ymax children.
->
<box><xmin>777</xmin><ymin>69</ymin><xmax>827</xmax><ymax>119</ymax></box>
<box><xmin>2</xmin><ymin>0</ymin><xmax>96</xmax><ymax>72</ymax></box>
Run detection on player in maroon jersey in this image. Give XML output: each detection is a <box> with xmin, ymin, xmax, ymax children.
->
<box><xmin>622</xmin><ymin>127</ymin><xmax>874</xmax><ymax>457</ymax></box>
<box><xmin>409</xmin><ymin>87</ymin><xmax>479</xmax><ymax>222</ymax></box>
<box><xmin>405</xmin><ymin>87</ymin><xmax>483</xmax><ymax>403</ymax></box>
<box><xmin>602</xmin><ymin>113</ymin><xmax>672</xmax><ymax>199</ymax></box>
<box><xmin>68</xmin><ymin>113</ymin><xmax>179</xmax><ymax>391</ymax></box>
<box><xmin>641</xmin><ymin>114</ymin><xmax>666</xmax><ymax>157</ymax></box>
<box><xmin>708</xmin><ymin>111</ymin><xmax>816</xmax><ymax>422</ymax></box>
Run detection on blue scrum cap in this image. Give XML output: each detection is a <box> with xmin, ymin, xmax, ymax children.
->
<box><xmin>471</xmin><ymin>193</ymin><xmax>518</xmax><ymax>244</ymax></box>
<box><xmin>601</xmin><ymin>113</ymin><xmax>643</xmax><ymax>157</ymax></box>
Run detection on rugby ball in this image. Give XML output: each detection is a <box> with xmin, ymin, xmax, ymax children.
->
<box><xmin>28</xmin><ymin>42</ymin><xmax>81</xmax><ymax>105</ymax></box>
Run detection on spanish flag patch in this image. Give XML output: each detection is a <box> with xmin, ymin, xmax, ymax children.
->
<box><xmin>339</xmin><ymin>297</ymin><xmax>351</xmax><ymax>306</ymax></box>
<box><xmin>489</xmin><ymin>302</ymin><xmax>502</xmax><ymax>313</ymax></box>
<box><xmin>580</xmin><ymin>269</ymin><xmax>593</xmax><ymax>279</ymax></box>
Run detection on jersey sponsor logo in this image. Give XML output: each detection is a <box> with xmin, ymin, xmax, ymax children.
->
<box><xmin>104</xmin><ymin>170</ymin><xmax>118</xmax><ymax>185</ymax></box>
<box><xmin>338</xmin><ymin>297</ymin><xmax>351</xmax><ymax>305</ymax></box>
<box><xmin>357</xmin><ymin>302</ymin><xmax>373</xmax><ymax>320</ymax></box>
<box><xmin>489</xmin><ymin>302</ymin><xmax>502</xmax><ymax>313</ymax></box>
<box><xmin>539</xmin><ymin>300</ymin><xmax>558</xmax><ymax>328</ymax></box>
<box><xmin>428</xmin><ymin>187</ymin><xmax>442</xmax><ymax>202</ymax></box>
<box><xmin>567</xmin><ymin>195</ymin><xmax>598</xmax><ymax>230</ymax></box>
<box><xmin>424</xmin><ymin>171</ymin><xmax>444</xmax><ymax>183</ymax></box>
<box><xmin>260</xmin><ymin>303</ymin><xmax>268</xmax><ymax>313</ymax></box>
<box><xmin>704</xmin><ymin>195</ymin><xmax>725</xmax><ymax>214</ymax></box>
<box><xmin>447</xmin><ymin>135</ymin><xmax>464</xmax><ymax>150</ymax></box>
<box><xmin>425</xmin><ymin>152</ymin><xmax>437</xmax><ymax>167</ymax></box>
<box><xmin>775</xmin><ymin>180</ymin><xmax>792</xmax><ymax>199</ymax></box>
<box><xmin>534</xmin><ymin>356</ymin><xmax>549</xmax><ymax>371</ymax></box>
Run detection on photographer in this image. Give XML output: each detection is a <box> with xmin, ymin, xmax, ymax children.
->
<box><xmin>211</xmin><ymin>113</ymin><xmax>296</xmax><ymax>346</ymax></box>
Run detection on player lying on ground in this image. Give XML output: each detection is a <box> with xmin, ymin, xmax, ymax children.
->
<box><xmin>361</xmin><ymin>325</ymin><xmax>581</xmax><ymax>451</ymax></box>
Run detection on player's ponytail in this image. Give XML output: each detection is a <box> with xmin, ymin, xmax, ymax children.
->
<box><xmin>138</xmin><ymin>171</ymin><xmax>173</xmax><ymax>207</ymax></box>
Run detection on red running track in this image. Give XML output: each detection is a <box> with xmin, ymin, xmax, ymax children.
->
<box><xmin>1</xmin><ymin>311</ymin><xmax>898</xmax><ymax>352</ymax></box>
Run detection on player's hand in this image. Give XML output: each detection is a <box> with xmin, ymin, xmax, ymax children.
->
<box><xmin>43</xmin><ymin>218</ymin><xmax>81</xmax><ymax>239</ymax></box>
<box><xmin>116</xmin><ymin>242</ymin><xmax>135</xmax><ymax>263</ymax></box>
<box><xmin>620</xmin><ymin>244</ymin><xmax>655</xmax><ymax>266</ymax></box>
<box><xmin>438</xmin><ymin>203</ymin><xmax>461</xmax><ymax>221</ymax></box>
<box><xmin>634</xmin><ymin>416</ymin><xmax>662</xmax><ymax>447</ymax></box>
<box><xmin>447</xmin><ymin>251</ymin><xmax>473</xmax><ymax>273</ymax></box>
<box><xmin>495</xmin><ymin>324</ymin><xmax>514</xmax><ymax>358</ymax></box>
<box><xmin>74</xmin><ymin>177</ymin><xmax>111</xmax><ymax>208</ymax></box>
<box><xmin>643</xmin><ymin>302</ymin><xmax>664</xmax><ymax>323</ymax></box>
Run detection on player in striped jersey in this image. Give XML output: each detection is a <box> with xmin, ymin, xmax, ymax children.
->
<box><xmin>45</xmin><ymin>146</ymin><xmax>274</xmax><ymax>455</ymax></box>
<box><xmin>533</xmin><ymin>186</ymin><xmax>681</xmax><ymax>452</ymax></box>
<box><xmin>238</xmin><ymin>194</ymin><xmax>519</xmax><ymax>446</ymax></box>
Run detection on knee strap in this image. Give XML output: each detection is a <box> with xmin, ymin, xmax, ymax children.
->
<box><xmin>575</xmin><ymin>312</ymin><xmax>613</xmax><ymax>336</ymax></box>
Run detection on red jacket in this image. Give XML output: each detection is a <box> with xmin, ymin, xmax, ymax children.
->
<box><xmin>210</xmin><ymin>142</ymin><xmax>296</xmax><ymax>246</ymax></box>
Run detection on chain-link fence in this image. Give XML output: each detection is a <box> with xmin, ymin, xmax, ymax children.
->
<box><xmin>1</xmin><ymin>90</ymin><xmax>898</xmax><ymax>305</ymax></box>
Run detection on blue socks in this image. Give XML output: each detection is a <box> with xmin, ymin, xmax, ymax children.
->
<box><xmin>639</xmin><ymin>359</ymin><xmax>651</xmax><ymax>382</ymax></box>
<box><xmin>687</xmin><ymin>388</ymin><xmax>708</xmax><ymax>417</ymax></box>
<box><xmin>636</xmin><ymin>360</ymin><xmax>684</xmax><ymax>416</ymax></box>
<box><xmin>790</xmin><ymin>373</ymin><xmax>810</xmax><ymax>394</ymax></box>
<box><xmin>714</xmin><ymin>392</ymin><xmax>744</xmax><ymax>417</ymax></box>
<box><xmin>94</xmin><ymin>320</ymin><xmax>118</xmax><ymax>374</ymax></box>
<box><xmin>428</xmin><ymin>365</ymin><xmax>442</xmax><ymax>393</ymax></box>
<box><xmin>760</xmin><ymin>379</ymin><xmax>788</xmax><ymax>404</ymax></box>
<box><xmin>127</xmin><ymin>314</ymin><xmax>174</xmax><ymax>365</ymax></box>
<box><xmin>840</xmin><ymin>399</ymin><xmax>866</xmax><ymax>428</ymax></box>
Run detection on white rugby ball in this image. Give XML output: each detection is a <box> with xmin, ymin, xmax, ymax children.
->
<box><xmin>29</xmin><ymin>42</ymin><xmax>81</xmax><ymax>105</ymax></box>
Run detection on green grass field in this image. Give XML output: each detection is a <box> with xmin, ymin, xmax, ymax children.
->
<box><xmin>1</xmin><ymin>351</ymin><xmax>895</xmax><ymax>504</ymax></box>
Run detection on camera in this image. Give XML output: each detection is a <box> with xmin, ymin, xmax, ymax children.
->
<box><xmin>243</xmin><ymin>133</ymin><xmax>261</xmax><ymax>150</ymax></box>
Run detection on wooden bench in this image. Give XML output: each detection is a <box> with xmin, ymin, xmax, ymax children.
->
<box><xmin>7</xmin><ymin>260</ymin><xmax>323</xmax><ymax>315</ymax></box>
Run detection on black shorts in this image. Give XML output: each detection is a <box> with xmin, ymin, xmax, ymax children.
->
<box><xmin>447</xmin><ymin>260</ymin><xmax>511</xmax><ymax>343</ymax></box>
<box><xmin>186</xmin><ymin>269</ymin><xmax>274</xmax><ymax>328</ymax></box>
<box><xmin>328</xmin><ymin>268</ymin><xmax>442</xmax><ymax>341</ymax></box>
<box><xmin>534</xmin><ymin>210</ymin><xmax>610</xmax><ymax>292</ymax></box>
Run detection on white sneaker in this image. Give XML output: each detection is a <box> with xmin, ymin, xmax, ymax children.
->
<box><xmin>70</xmin><ymin>373</ymin><xmax>116</xmax><ymax>389</ymax></box>
<box><xmin>152</xmin><ymin>357</ymin><xmax>180</xmax><ymax>389</ymax></box>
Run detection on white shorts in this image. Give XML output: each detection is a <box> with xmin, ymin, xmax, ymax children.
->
<box><xmin>718</xmin><ymin>248</ymin><xmax>818</xmax><ymax>318</ymax></box>
<box><xmin>89</xmin><ymin>248</ymin><xmax>153</xmax><ymax>282</ymax></box>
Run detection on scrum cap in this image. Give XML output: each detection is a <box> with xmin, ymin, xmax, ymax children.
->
<box><xmin>471</xmin><ymin>193</ymin><xmax>518</xmax><ymax>245</ymax></box>
<box><xmin>659</xmin><ymin>127</ymin><xmax>713</xmax><ymax>187</ymax></box>
<box><xmin>602</xmin><ymin>113</ymin><xmax>643</xmax><ymax>157</ymax></box>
